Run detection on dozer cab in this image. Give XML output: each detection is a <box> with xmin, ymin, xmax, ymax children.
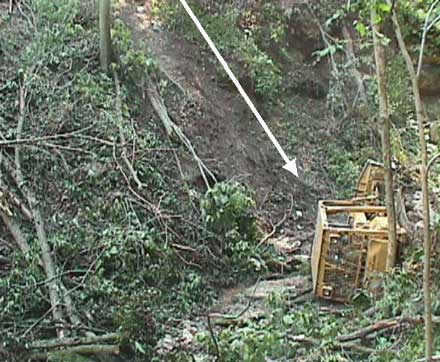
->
<box><xmin>311</xmin><ymin>160</ymin><xmax>406</xmax><ymax>302</ymax></box>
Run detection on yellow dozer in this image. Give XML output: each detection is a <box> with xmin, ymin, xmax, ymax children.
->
<box><xmin>311</xmin><ymin>160</ymin><xmax>406</xmax><ymax>302</ymax></box>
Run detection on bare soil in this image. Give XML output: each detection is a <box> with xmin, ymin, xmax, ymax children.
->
<box><xmin>116</xmin><ymin>2</ymin><xmax>345</xmax><ymax>357</ymax></box>
<box><xmin>119</xmin><ymin>0</ymin><xmax>335</xmax><ymax>247</ymax></box>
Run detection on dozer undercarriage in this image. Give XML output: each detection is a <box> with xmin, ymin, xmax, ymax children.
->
<box><xmin>311</xmin><ymin>160</ymin><xmax>406</xmax><ymax>302</ymax></box>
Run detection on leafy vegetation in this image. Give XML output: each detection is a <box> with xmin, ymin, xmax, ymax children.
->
<box><xmin>201</xmin><ymin>182</ymin><xmax>264</xmax><ymax>271</ymax></box>
<box><xmin>152</xmin><ymin>0</ymin><xmax>283</xmax><ymax>98</ymax></box>
<box><xmin>1</xmin><ymin>0</ymin><xmax>440</xmax><ymax>361</ymax></box>
<box><xmin>192</xmin><ymin>260</ymin><xmax>440</xmax><ymax>362</ymax></box>
<box><xmin>0</xmin><ymin>1</ymin><xmax>271</xmax><ymax>360</ymax></box>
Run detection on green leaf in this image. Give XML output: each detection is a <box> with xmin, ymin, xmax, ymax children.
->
<box><xmin>373</xmin><ymin>14</ymin><xmax>383</xmax><ymax>24</ymax></box>
<box><xmin>109</xmin><ymin>246</ymin><xmax>119</xmax><ymax>255</ymax></box>
<box><xmin>377</xmin><ymin>2</ymin><xmax>391</xmax><ymax>13</ymax></box>
<box><xmin>313</xmin><ymin>45</ymin><xmax>336</xmax><ymax>59</ymax></box>
<box><xmin>135</xmin><ymin>341</ymin><xmax>146</xmax><ymax>355</ymax></box>
<box><xmin>283</xmin><ymin>314</ymin><xmax>294</xmax><ymax>325</ymax></box>
<box><xmin>355</xmin><ymin>22</ymin><xmax>368</xmax><ymax>37</ymax></box>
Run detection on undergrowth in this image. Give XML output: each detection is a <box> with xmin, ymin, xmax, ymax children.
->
<box><xmin>2</xmin><ymin>1</ymin><xmax>439</xmax><ymax>361</ymax></box>
<box><xmin>0</xmin><ymin>1</ymin><xmax>277</xmax><ymax>360</ymax></box>
<box><xmin>188</xmin><ymin>256</ymin><xmax>440</xmax><ymax>362</ymax></box>
<box><xmin>152</xmin><ymin>0</ymin><xmax>284</xmax><ymax>98</ymax></box>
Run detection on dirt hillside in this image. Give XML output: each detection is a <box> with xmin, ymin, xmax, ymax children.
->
<box><xmin>120</xmin><ymin>1</ymin><xmax>335</xmax><ymax>240</ymax></box>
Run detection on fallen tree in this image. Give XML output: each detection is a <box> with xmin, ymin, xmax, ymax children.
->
<box><xmin>146</xmin><ymin>77</ymin><xmax>216</xmax><ymax>189</ymax></box>
<box><xmin>285</xmin><ymin>314</ymin><xmax>440</xmax><ymax>356</ymax></box>
<box><xmin>30</xmin><ymin>344</ymin><xmax>120</xmax><ymax>361</ymax></box>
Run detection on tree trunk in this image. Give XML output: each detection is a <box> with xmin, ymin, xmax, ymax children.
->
<box><xmin>15</xmin><ymin>87</ymin><xmax>66</xmax><ymax>338</ymax></box>
<box><xmin>390</xmin><ymin>7</ymin><xmax>433</xmax><ymax>361</ymax></box>
<box><xmin>99</xmin><ymin>0</ymin><xmax>112</xmax><ymax>72</ymax></box>
<box><xmin>371</xmin><ymin>8</ymin><xmax>398</xmax><ymax>269</ymax></box>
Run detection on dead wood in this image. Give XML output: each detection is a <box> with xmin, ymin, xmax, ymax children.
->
<box><xmin>337</xmin><ymin>316</ymin><xmax>424</xmax><ymax>342</ymax></box>
<box><xmin>0</xmin><ymin>255</ymin><xmax>10</xmax><ymax>264</ymax></box>
<box><xmin>30</xmin><ymin>344</ymin><xmax>119</xmax><ymax>361</ymax></box>
<box><xmin>259</xmin><ymin>194</ymin><xmax>294</xmax><ymax>246</ymax></box>
<box><xmin>396</xmin><ymin>187</ymin><xmax>412</xmax><ymax>233</ymax></box>
<box><xmin>113</xmin><ymin>69</ymin><xmax>146</xmax><ymax>190</ymax></box>
<box><xmin>3</xmin><ymin>188</ymin><xmax>33</xmax><ymax>220</ymax></box>
<box><xmin>371</xmin><ymin>5</ymin><xmax>398</xmax><ymax>269</ymax></box>
<box><xmin>286</xmin><ymin>334</ymin><xmax>376</xmax><ymax>354</ymax></box>
<box><xmin>390</xmin><ymin>3</ymin><xmax>435</xmax><ymax>358</ymax></box>
<box><xmin>13</xmin><ymin>87</ymin><xmax>66</xmax><ymax>338</ymax></box>
<box><xmin>29</xmin><ymin>333</ymin><xmax>118</xmax><ymax>350</ymax></box>
<box><xmin>1</xmin><ymin>171</ymin><xmax>82</xmax><ymax>328</ymax></box>
<box><xmin>147</xmin><ymin>80</ymin><xmax>174</xmax><ymax>138</ymax></box>
<box><xmin>146</xmin><ymin>78</ymin><xmax>216</xmax><ymax>189</ymax></box>
<box><xmin>60</xmin><ymin>283</ymin><xmax>81</xmax><ymax>327</ymax></box>
<box><xmin>0</xmin><ymin>124</ymin><xmax>95</xmax><ymax>148</ymax></box>
<box><xmin>0</xmin><ymin>210</ymin><xmax>30</xmax><ymax>254</ymax></box>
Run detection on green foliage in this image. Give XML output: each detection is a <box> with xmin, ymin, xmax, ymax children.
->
<box><xmin>313</xmin><ymin>43</ymin><xmax>344</xmax><ymax>59</ymax></box>
<box><xmin>240</xmin><ymin>40</ymin><xmax>282</xmax><ymax>96</ymax></box>
<box><xmin>196</xmin><ymin>298</ymin><xmax>346</xmax><ymax>362</ymax></box>
<box><xmin>0</xmin><ymin>254</ymin><xmax>47</xmax><ymax>340</ymax></box>
<box><xmin>114</xmin><ymin>290</ymin><xmax>157</xmax><ymax>356</ymax></box>
<box><xmin>328</xmin><ymin>149</ymin><xmax>361</xmax><ymax>198</ymax></box>
<box><xmin>200</xmin><ymin>182</ymin><xmax>271</xmax><ymax>272</ymax></box>
<box><xmin>399</xmin><ymin>0</ymin><xmax>440</xmax><ymax>54</ymax></box>
<box><xmin>152</xmin><ymin>0</ymin><xmax>189</xmax><ymax>31</ymax></box>
<box><xmin>201</xmin><ymin>182</ymin><xmax>257</xmax><ymax>242</ymax></box>
<box><xmin>31</xmin><ymin>0</ymin><xmax>80</xmax><ymax>25</ymax></box>
<box><xmin>195</xmin><ymin>275</ymin><xmax>437</xmax><ymax>361</ymax></box>
<box><xmin>377</xmin><ymin>269</ymin><xmax>421</xmax><ymax>317</ymax></box>
<box><xmin>152</xmin><ymin>0</ymin><xmax>282</xmax><ymax>97</ymax></box>
<box><xmin>350</xmin><ymin>0</ymin><xmax>440</xmax><ymax>54</ymax></box>
<box><xmin>256</xmin><ymin>3</ymin><xmax>288</xmax><ymax>45</ymax></box>
<box><xmin>112</xmin><ymin>19</ymin><xmax>156</xmax><ymax>80</ymax></box>
<box><xmin>3</xmin><ymin>1</ymin><xmax>439</xmax><ymax>361</ymax></box>
<box><xmin>387</xmin><ymin>58</ymin><xmax>414</xmax><ymax>125</ymax></box>
<box><xmin>0</xmin><ymin>1</ymin><xmax>216</xmax><ymax>359</ymax></box>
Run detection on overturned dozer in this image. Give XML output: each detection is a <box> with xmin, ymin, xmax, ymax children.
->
<box><xmin>311</xmin><ymin>160</ymin><xmax>406</xmax><ymax>302</ymax></box>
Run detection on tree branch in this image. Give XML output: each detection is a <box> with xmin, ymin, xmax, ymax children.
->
<box><xmin>28</xmin><ymin>333</ymin><xmax>118</xmax><ymax>350</ymax></box>
<box><xmin>113</xmin><ymin>69</ymin><xmax>146</xmax><ymax>190</ymax></box>
<box><xmin>146</xmin><ymin>77</ymin><xmax>216</xmax><ymax>189</ymax></box>
<box><xmin>337</xmin><ymin>316</ymin><xmax>423</xmax><ymax>342</ymax></box>
<box><xmin>14</xmin><ymin>86</ymin><xmax>66</xmax><ymax>339</ymax></box>
<box><xmin>30</xmin><ymin>344</ymin><xmax>119</xmax><ymax>361</ymax></box>
<box><xmin>417</xmin><ymin>0</ymin><xmax>440</xmax><ymax>76</ymax></box>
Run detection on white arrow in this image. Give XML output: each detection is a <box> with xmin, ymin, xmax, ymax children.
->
<box><xmin>178</xmin><ymin>0</ymin><xmax>298</xmax><ymax>177</ymax></box>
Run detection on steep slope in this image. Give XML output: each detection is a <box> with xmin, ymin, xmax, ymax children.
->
<box><xmin>120</xmin><ymin>0</ymin><xmax>334</xmax><ymax>234</ymax></box>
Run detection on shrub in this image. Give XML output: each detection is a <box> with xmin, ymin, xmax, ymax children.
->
<box><xmin>201</xmin><ymin>181</ymin><xmax>257</xmax><ymax>245</ymax></box>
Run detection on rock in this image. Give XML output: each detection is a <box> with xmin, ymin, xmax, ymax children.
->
<box><xmin>243</xmin><ymin>276</ymin><xmax>311</xmax><ymax>300</ymax></box>
<box><xmin>430</xmin><ymin>121</ymin><xmax>440</xmax><ymax>144</ymax></box>
<box><xmin>269</xmin><ymin>235</ymin><xmax>301</xmax><ymax>254</ymax></box>
<box><xmin>419</xmin><ymin>65</ymin><xmax>440</xmax><ymax>96</ymax></box>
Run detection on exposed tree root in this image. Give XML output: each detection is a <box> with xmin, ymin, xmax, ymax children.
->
<box><xmin>146</xmin><ymin>77</ymin><xmax>216</xmax><ymax>189</ymax></box>
<box><xmin>113</xmin><ymin>69</ymin><xmax>146</xmax><ymax>190</ymax></box>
